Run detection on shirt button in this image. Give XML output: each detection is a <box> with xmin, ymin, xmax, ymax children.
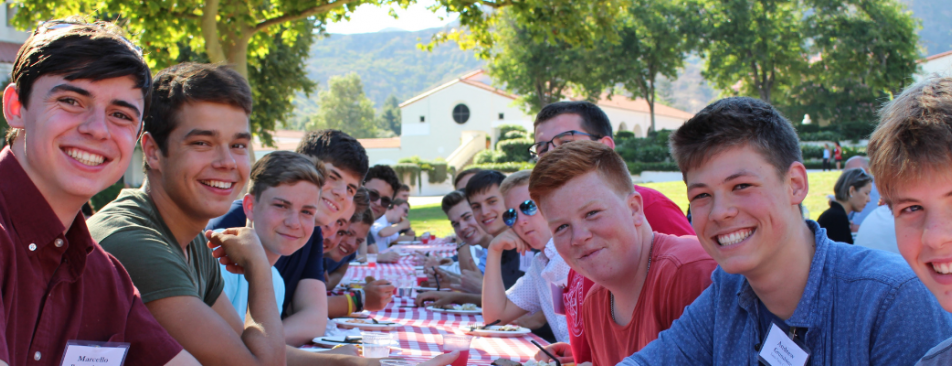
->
<box><xmin>54</xmin><ymin>239</ymin><xmax>64</xmax><ymax>248</ymax></box>
<box><xmin>28</xmin><ymin>243</ymin><xmax>36</xmax><ymax>251</ymax></box>
<box><xmin>34</xmin><ymin>351</ymin><xmax>41</xmax><ymax>361</ymax></box>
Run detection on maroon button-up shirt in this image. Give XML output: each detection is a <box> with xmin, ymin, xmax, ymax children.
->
<box><xmin>0</xmin><ymin>147</ymin><xmax>183</xmax><ymax>365</ymax></box>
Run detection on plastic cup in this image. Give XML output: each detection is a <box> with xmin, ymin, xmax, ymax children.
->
<box><xmin>362</xmin><ymin>332</ymin><xmax>391</xmax><ymax>358</ymax></box>
<box><xmin>367</xmin><ymin>253</ymin><xmax>378</xmax><ymax>268</ymax></box>
<box><xmin>440</xmin><ymin>334</ymin><xmax>472</xmax><ymax>366</ymax></box>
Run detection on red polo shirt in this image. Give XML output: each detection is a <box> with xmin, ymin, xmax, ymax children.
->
<box><xmin>0</xmin><ymin>147</ymin><xmax>182</xmax><ymax>365</ymax></box>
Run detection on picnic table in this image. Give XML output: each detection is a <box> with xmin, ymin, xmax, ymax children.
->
<box><xmin>326</xmin><ymin>240</ymin><xmax>551</xmax><ymax>365</ymax></box>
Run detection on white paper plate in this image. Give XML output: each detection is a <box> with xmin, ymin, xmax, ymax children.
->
<box><xmin>426</xmin><ymin>305</ymin><xmax>482</xmax><ymax>314</ymax></box>
<box><xmin>311</xmin><ymin>336</ymin><xmax>363</xmax><ymax>348</ymax></box>
<box><xmin>332</xmin><ymin>318</ymin><xmax>399</xmax><ymax>330</ymax></box>
<box><xmin>299</xmin><ymin>346</ymin><xmax>334</xmax><ymax>352</ymax></box>
<box><xmin>461</xmin><ymin>325</ymin><xmax>532</xmax><ymax>337</ymax></box>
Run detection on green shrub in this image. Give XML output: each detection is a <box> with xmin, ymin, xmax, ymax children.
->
<box><xmin>800</xmin><ymin>144</ymin><xmax>825</xmax><ymax>160</ymax></box>
<box><xmin>497</xmin><ymin>138</ymin><xmax>533</xmax><ymax>163</ymax></box>
<box><xmin>615</xmin><ymin>137</ymin><xmax>670</xmax><ymax>163</ymax></box>
<box><xmin>470</xmin><ymin>161</ymin><xmax>536</xmax><ymax>173</ymax></box>
<box><xmin>798</xmin><ymin>131</ymin><xmax>844</xmax><ymax>142</ymax></box>
<box><xmin>627</xmin><ymin>161</ymin><xmax>680</xmax><ymax>174</ymax></box>
<box><xmin>428</xmin><ymin>160</ymin><xmax>448</xmax><ymax>184</ymax></box>
<box><xmin>474</xmin><ymin>149</ymin><xmax>506</xmax><ymax>164</ymax></box>
<box><xmin>615</xmin><ymin>130</ymin><xmax>635</xmax><ymax>141</ymax></box>
<box><xmin>500</xmin><ymin>130</ymin><xmax>528</xmax><ymax>142</ymax></box>
<box><xmin>497</xmin><ymin>124</ymin><xmax>527</xmax><ymax>141</ymax></box>
<box><xmin>393</xmin><ymin>163</ymin><xmax>421</xmax><ymax>186</ymax></box>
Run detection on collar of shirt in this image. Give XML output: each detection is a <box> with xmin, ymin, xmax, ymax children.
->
<box><xmin>540</xmin><ymin>238</ymin><xmax>570</xmax><ymax>288</ymax></box>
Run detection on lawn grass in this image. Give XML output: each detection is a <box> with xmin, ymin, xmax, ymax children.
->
<box><xmin>411</xmin><ymin>171</ymin><xmax>845</xmax><ymax>237</ymax></box>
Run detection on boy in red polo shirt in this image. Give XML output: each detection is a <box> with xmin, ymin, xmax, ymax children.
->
<box><xmin>0</xmin><ymin>18</ymin><xmax>198</xmax><ymax>365</ymax></box>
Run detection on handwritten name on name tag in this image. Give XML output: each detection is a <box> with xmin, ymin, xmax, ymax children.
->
<box><xmin>60</xmin><ymin>341</ymin><xmax>129</xmax><ymax>366</ymax></box>
<box><xmin>758</xmin><ymin>323</ymin><xmax>809</xmax><ymax>366</ymax></box>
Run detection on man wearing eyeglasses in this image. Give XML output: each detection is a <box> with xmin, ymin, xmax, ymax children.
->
<box><xmin>481</xmin><ymin>170</ymin><xmax>572</xmax><ymax>344</ymax></box>
<box><xmin>531</xmin><ymin>101</ymin><xmax>695</xmax><ymax>364</ymax></box>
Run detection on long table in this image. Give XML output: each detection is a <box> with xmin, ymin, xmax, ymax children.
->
<box><xmin>328</xmin><ymin>242</ymin><xmax>550</xmax><ymax>365</ymax></box>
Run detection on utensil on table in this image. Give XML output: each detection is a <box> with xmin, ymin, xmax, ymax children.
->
<box><xmin>530</xmin><ymin>340</ymin><xmax>561</xmax><ymax>366</ymax></box>
<box><xmin>481</xmin><ymin>319</ymin><xmax>502</xmax><ymax>330</ymax></box>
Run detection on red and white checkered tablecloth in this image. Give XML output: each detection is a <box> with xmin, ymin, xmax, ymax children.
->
<box><xmin>344</xmin><ymin>243</ymin><xmax>458</xmax><ymax>283</ymax></box>
<box><xmin>325</xmin><ymin>241</ymin><xmax>550</xmax><ymax>365</ymax></box>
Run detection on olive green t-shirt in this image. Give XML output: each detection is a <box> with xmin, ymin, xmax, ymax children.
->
<box><xmin>88</xmin><ymin>189</ymin><xmax>223</xmax><ymax>306</ymax></box>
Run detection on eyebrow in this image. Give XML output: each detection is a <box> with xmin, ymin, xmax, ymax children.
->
<box><xmin>892</xmin><ymin>189</ymin><xmax>952</xmax><ymax>205</ymax></box>
<box><xmin>184</xmin><ymin>129</ymin><xmax>217</xmax><ymax>139</ymax></box>
<box><xmin>111</xmin><ymin>99</ymin><xmax>141</xmax><ymax>118</ymax></box>
<box><xmin>234</xmin><ymin>132</ymin><xmax>252</xmax><ymax>140</ymax></box>
<box><xmin>50</xmin><ymin>84</ymin><xmax>142</xmax><ymax>118</ymax></box>
<box><xmin>687</xmin><ymin>170</ymin><xmax>755</xmax><ymax>190</ymax></box>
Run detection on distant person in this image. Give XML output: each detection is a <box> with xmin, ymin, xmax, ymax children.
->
<box><xmin>834</xmin><ymin>141</ymin><xmax>844</xmax><ymax>169</ymax></box>
<box><xmin>817</xmin><ymin>168</ymin><xmax>872</xmax><ymax>244</ymax></box>
<box><xmin>822</xmin><ymin>143</ymin><xmax>831</xmax><ymax>171</ymax></box>
<box><xmin>454</xmin><ymin>167</ymin><xmax>483</xmax><ymax>191</ymax></box>
<box><xmin>854</xmin><ymin>205</ymin><xmax>899</xmax><ymax>254</ymax></box>
<box><xmin>370</xmin><ymin>198</ymin><xmax>411</xmax><ymax>248</ymax></box>
<box><xmin>396</xmin><ymin>183</ymin><xmax>411</xmax><ymax>201</ymax></box>
<box><xmin>844</xmin><ymin>156</ymin><xmax>881</xmax><ymax>225</ymax></box>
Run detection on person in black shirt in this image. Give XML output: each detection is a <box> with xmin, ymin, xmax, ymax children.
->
<box><xmin>817</xmin><ymin>168</ymin><xmax>872</xmax><ymax>244</ymax></box>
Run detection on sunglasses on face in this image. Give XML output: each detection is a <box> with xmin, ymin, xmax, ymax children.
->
<box><xmin>367</xmin><ymin>189</ymin><xmax>392</xmax><ymax>208</ymax></box>
<box><xmin>503</xmin><ymin>200</ymin><xmax>538</xmax><ymax>227</ymax></box>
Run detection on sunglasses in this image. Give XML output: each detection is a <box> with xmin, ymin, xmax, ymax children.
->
<box><xmin>503</xmin><ymin>200</ymin><xmax>538</xmax><ymax>227</ymax></box>
<box><xmin>367</xmin><ymin>189</ymin><xmax>392</xmax><ymax>208</ymax></box>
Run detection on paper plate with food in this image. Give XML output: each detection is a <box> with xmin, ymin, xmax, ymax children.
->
<box><xmin>425</xmin><ymin>303</ymin><xmax>482</xmax><ymax>314</ymax></box>
<box><xmin>462</xmin><ymin>324</ymin><xmax>531</xmax><ymax>337</ymax></box>
<box><xmin>332</xmin><ymin>317</ymin><xmax>399</xmax><ymax>330</ymax></box>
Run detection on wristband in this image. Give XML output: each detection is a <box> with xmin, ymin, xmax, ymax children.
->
<box><xmin>359</xmin><ymin>289</ymin><xmax>366</xmax><ymax>311</ymax></box>
<box><xmin>345</xmin><ymin>292</ymin><xmax>354</xmax><ymax>315</ymax></box>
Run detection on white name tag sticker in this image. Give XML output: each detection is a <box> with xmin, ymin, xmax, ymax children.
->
<box><xmin>758</xmin><ymin>323</ymin><xmax>809</xmax><ymax>366</ymax></box>
<box><xmin>60</xmin><ymin>341</ymin><xmax>129</xmax><ymax>366</ymax></box>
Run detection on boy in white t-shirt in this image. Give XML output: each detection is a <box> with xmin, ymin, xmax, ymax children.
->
<box><xmin>370</xmin><ymin>198</ymin><xmax>410</xmax><ymax>248</ymax></box>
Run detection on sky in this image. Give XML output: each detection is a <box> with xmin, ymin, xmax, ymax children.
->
<box><xmin>324</xmin><ymin>1</ymin><xmax>459</xmax><ymax>34</ymax></box>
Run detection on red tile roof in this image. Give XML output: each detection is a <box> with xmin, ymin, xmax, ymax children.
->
<box><xmin>399</xmin><ymin>70</ymin><xmax>517</xmax><ymax>108</ymax></box>
<box><xmin>595</xmin><ymin>94</ymin><xmax>695</xmax><ymax>120</ymax></box>
<box><xmin>920</xmin><ymin>50</ymin><xmax>952</xmax><ymax>63</ymax></box>
<box><xmin>0</xmin><ymin>41</ymin><xmax>22</xmax><ymax>64</ymax></box>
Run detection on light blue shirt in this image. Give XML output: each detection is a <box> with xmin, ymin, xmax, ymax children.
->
<box><xmin>621</xmin><ymin>220</ymin><xmax>952</xmax><ymax>366</ymax></box>
<box><xmin>221</xmin><ymin>264</ymin><xmax>285</xmax><ymax>322</ymax></box>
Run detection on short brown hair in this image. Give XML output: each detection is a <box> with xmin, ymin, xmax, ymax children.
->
<box><xmin>869</xmin><ymin>76</ymin><xmax>952</xmax><ymax>204</ymax></box>
<box><xmin>351</xmin><ymin>207</ymin><xmax>375</xmax><ymax>226</ymax></box>
<box><xmin>441</xmin><ymin>190</ymin><xmax>467</xmax><ymax>215</ymax></box>
<box><xmin>529</xmin><ymin>140</ymin><xmax>633</xmax><ymax>203</ymax></box>
<box><xmin>390</xmin><ymin>198</ymin><xmax>410</xmax><ymax>209</ymax></box>
<box><xmin>7</xmin><ymin>17</ymin><xmax>151</xmax><ymax>145</ymax></box>
<box><xmin>671</xmin><ymin>97</ymin><xmax>802</xmax><ymax>179</ymax></box>
<box><xmin>499</xmin><ymin>170</ymin><xmax>532</xmax><ymax>196</ymax></box>
<box><xmin>146</xmin><ymin>62</ymin><xmax>252</xmax><ymax>154</ymax></box>
<box><xmin>352</xmin><ymin>187</ymin><xmax>370</xmax><ymax>219</ymax></box>
<box><xmin>248</xmin><ymin>151</ymin><xmax>325</xmax><ymax>201</ymax></box>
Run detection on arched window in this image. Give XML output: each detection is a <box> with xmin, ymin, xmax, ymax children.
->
<box><xmin>452</xmin><ymin>104</ymin><xmax>470</xmax><ymax>124</ymax></box>
<box><xmin>634</xmin><ymin>124</ymin><xmax>643</xmax><ymax>137</ymax></box>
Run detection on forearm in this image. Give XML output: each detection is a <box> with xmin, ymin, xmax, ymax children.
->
<box><xmin>397</xmin><ymin>235</ymin><xmax>415</xmax><ymax>242</ymax></box>
<box><xmin>457</xmin><ymin>244</ymin><xmax>478</xmax><ymax>273</ymax></box>
<box><xmin>286</xmin><ymin>346</ymin><xmax>370</xmax><ymax>366</ymax></box>
<box><xmin>326</xmin><ymin>264</ymin><xmax>348</xmax><ymax>289</ymax></box>
<box><xmin>378</xmin><ymin>225</ymin><xmax>401</xmax><ymax>238</ymax></box>
<box><xmin>243</xmin><ymin>261</ymin><xmax>287</xmax><ymax>364</ymax></box>
<box><xmin>283</xmin><ymin>280</ymin><xmax>329</xmax><ymax>347</ymax></box>
<box><xmin>328</xmin><ymin>295</ymin><xmax>352</xmax><ymax>318</ymax></box>
<box><xmin>481</xmin><ymin>249</ymin><xmax>522</xmax><ymax>323</ymax></box>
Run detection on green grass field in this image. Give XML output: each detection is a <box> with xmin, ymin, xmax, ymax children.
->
<box><xmin>410</xmin><ymin>171</ymin><xmax>844</xmax><ymax>237</ymax></box>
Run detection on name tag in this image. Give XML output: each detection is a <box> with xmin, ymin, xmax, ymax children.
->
<box><xmin>519</xmin><ymin>252</ymin><xmax>533</xmax><ymax>272</ymax></box>
<box><xmin>758</xmin><ymin>323</ymin><xmax>809</xmax><ymax>366</ymax></box>
<box><xmin>551</xmin><ymin>283</ymin><xmax>565</xmax><ymax>315</ymax></box>
<box><xmin>60</xmin><ymin>341</ymin><xmax>129</xmax><ymax>366</ymax></box>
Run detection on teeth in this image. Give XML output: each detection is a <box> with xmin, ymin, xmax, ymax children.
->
<box><xmin>201</xmin><ymin>180</ymin><xmax>233</xmax><ymax>189</ymax></box>
<box><xmin>717</xmin><ymin>229</ymin><xmax>752</xmax><ymax>246</ymax></box>
<box><xmin>933</xmin><ymin>263</ymin><xmax>952</xmax><ymax>275</ymax></box>
<box><xmin>66</xmin><ymin>148</ymin><xmax>105</xmax><ymax>166</ymax></box>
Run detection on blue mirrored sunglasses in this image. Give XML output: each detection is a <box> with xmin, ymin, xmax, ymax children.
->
<box><xmin>503</xmin><ymin>200</ymin><xmax>538</xmax><ymax>227</ymax></box>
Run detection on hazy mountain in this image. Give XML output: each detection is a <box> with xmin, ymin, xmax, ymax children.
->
<box><xmin>902</xmin><ymin>0</ymin><xmax>951</xmax><ymax>56</ymax></box>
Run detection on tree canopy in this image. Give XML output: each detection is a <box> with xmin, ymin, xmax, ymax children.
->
<box><xmin>307</xmin><ymin>72</ymin><xmax>378</xmax><ymax>138</ymax></box>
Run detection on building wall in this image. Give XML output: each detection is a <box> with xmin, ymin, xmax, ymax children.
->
<box><xmin>0</xmin><ymin>5</ymin><xmax>27</xmax><ymax>44</ymax></box>
<box><xmin>916</xmin><ymin>55</ymin><xmax>952</xmax><ymax>81</ymax></box>
<box><xmin>601</xmin><ymin>105</ymin><xmax>688</xmax><ymax>137</ymax></box>
<box><xmin>400</xmin><ymin>82</ymin><xmax>531</xmax><ymax>161</ymax></box>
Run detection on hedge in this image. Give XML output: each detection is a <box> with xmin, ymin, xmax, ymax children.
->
<box><xmin>474</xmin><ymin>149</ymin><xmax>506</xmax><ymax>164</ymax></box>
<box><xmin>614</xmin><ymin>130</ymin><xmax>635</xmax><ymax>141</ymax></box>
<box><xmin>497</xmin><ymin>138</ymin><xmax>533</xmax><ymax>163</ymax></box>
<box><xmin>393</xmin><ymin>163</ymin><xmax>421</xmax><ymax>186</ymax></box>
<box><xmin>470</xmin><ymin>162</ymin><xmax>536</xmax><ymax>173</ymax></box>
<box><xmin>497</xmin><ymin>124</ymin><xmax>527</xmax><ymax>141</ymax></box>
<box><xmin>500</xmin><ymin>130</ymin><xmax>528</xmax><ymax>142</ymax></box>
<box><xmin>627</xmin><ymin>161</ymin><xmax>680</xmax><ymax>174</ymax></box>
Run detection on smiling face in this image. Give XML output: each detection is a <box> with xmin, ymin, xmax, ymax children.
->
<box><xmin>5</xmin><ymin>75</ymin><xmax>143</xmax><ymax>207</ymax></box>
<box><xmin>244</xmin><ymin>181</ymin><xmax>321</xmax><ymax>264</ymax></box>
<box><xmin>364</xmin><ymin>178</ymin><xmax>394</xmax><ymax>219</ymax></box>
<box><xmin>447</xmin><ymin>201</ymin><xmax>492</xmax><ymax>247</ymax></box>
<box><xmin>143</xmin><ymin>101</ymin><xmax>251</xmax><ymax>220</ymax></box>
<box><xmin>891</xmin><ymin>169</ymin><xmax>952</xmax><ymax>312</ymax></box>
<box><xmin>504</xmin><ymin>184</ymin><xmax>551</xmax><ymax>250</ymax></box>
<box><xmin>469</xmin><ymin>185</ymin><xmax>508</xmax><ymax>236</ymax></box>
<box><xmin>331</xmin><ymin>221</ymin><xmax>369</xmax><ymax>262</ymax></box>
<box><xmin>317</xmin><ymin>162</ymin><xmax>361</xmax><ymax>226</ymax></box>
<box><xmin>540</xmin><ymin>171</ymin><xmax>647</xmax><ymax>284</ymax></box>
<box><xmin>685</xmin><ymin>145</ymin><xmax>808</xmax><ymax>277</ymax></box>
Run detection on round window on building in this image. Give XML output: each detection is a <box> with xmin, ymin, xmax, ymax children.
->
<box><xmin>452</xmin><ymin>104</ymin><xmax>470</xmax><ymax>124</ymax></box>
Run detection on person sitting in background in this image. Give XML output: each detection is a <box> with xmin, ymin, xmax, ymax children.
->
<box><xmin>0</xmin><ymin>18</ymin><xmax>198</xmax><ymax>365</ymax></box>
<box><xmin>844</xmin><ymin>156</ymin><xmax>881</xmax><ymax>226</ymax></box>
<box><xmin>454</xmin><ymin>167</ymin><xmax>483</xmax><ymax>191</ymax></box>
<box><xmin>621</xmin><ymin>96</ymin><xmax>951</xmax><ymax>366</ymax></box>
<box><xmin>817</xmin><ymin>168</ymin><xmax>872</xmax><ymax>244</ymax></box>
<box><xmin>867</xmin><ymin>75</ymin><xmax>952</xmax><ymax>365</ymax></box>
<box><xmin>397</xmin><ymin>183</ymin><xmax>411</xmax><ymax>201</ymax></box>
<box><xmin>482</xmin><ymin>170</ymin><xmax>573</xmax><ymax>344</ymax></box>
<box><xmin>370</xmin><ymin>198</ymin><xmax>411</xmax><ymax>249</ymax></box>
<box><xmin>364</xmin><ymin>165</ymin><xmax>400</xmax><ymax>221</ymax></box>
<box><xmin>529</xmin><ymin>142</ymin><xmax>716</xmax><ymax>365</ymax></box>
<box><xmin>322</xmin><ymin>188</ymin><xmax>368</xmax><ymax>290</ymax></box>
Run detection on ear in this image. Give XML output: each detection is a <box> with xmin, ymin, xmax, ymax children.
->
<box><xmin>627</xmin><ymin>191</ymin><xmax>646</xmax><ymax>226</ymax></box>
<box><xmin>786</xmin><ymin>161</ymin><xmax>809</xmax><ymax>205</ymax></box>
<box><xmin>3</xmin><ymin>84</ymin><xmax>24</xmax><ymax>129</ymax></box>
<box><xmin>242</xmin><ymin>193</ymin><xmax>256</xmax><ymax>225</ymax></box>
<box><xmin>141</xmin><ymin>132</ymin><xmax>163</xmax><ymax>173</ymax></box>
<box><xmin>600</xmin><ymin>136</ymin><xmax>616</xmax><ymax>149</ymax></box>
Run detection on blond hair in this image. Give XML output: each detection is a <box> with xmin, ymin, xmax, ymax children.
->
<box><xmin>249</xmin><ymin>151</ymin><xmax>325</xmax><ymax>201</ymax></box>
<box><xmin>868</xmin><ymin>75</ymin><xmax>952</xmax><ymax>204</ymax></box>
<box><xmin>499</xmin><ymin>170</ymin><xmax>532</xmax><ymax>196</ymax></box>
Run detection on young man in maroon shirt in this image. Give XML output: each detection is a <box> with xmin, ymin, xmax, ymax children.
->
<box><xmin>529</xmin><ymin>141</ymin><xmax>716</xmax><ymax>366</ymax></box>
<box><xmin>0</xmin><ymin>18</ymin><xmax>198</xmax><ymax>365</ymax></box>
<box><xmin>531</xmin><ymin>101</ymin><xmax>695</xmax><ymax>364</ymax></box>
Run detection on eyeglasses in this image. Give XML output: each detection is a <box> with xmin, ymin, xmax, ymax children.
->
<box><xmin>34</xmin><ymin>20</ymin><xmax>143</xmax><ymax>57</ymax></box>
<box><xmin>503</xmin><ymin>200</ymin><xmax>538</xmax><ymax>227</ymax></box>
<box><xmin>528</xmin><ymin>130</ymin><xmax>601</xmax><ymax>158</ymax></box>
<box><xmin>367</xmin><ymin>189</ymin><xmax>392</xmax><ymax>208</ymax></box>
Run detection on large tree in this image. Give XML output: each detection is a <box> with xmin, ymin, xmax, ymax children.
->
<box><xmin>307</xmin><ymin>72</ymin><xmax>378</xmax><ymax>138</ymax></box>
<box><xmin>377</xmin><ymin>94</ymin><xmax>402</xmax><ymax>136</ymax></box>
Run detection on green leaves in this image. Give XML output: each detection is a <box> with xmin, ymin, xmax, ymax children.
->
<box><xmin>306</xmin><ymin>72</ymin><xmax>379</xmax><ymax>138</ymax></box>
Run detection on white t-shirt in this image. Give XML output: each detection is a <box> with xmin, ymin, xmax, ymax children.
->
<box><xmin>504</xmin><ymin>239</ymin><xmax>571</xmax><ymax>343</ymax></box>
<box><xmin>854</xmin><ymin>205</ymin><xmax>899</xmax><ymax>255</ymax></box>
<box><xmin>370</xmin><ymin>215</ymin><xmax>399</xmax><ymax>247</ymax></box>
<box><xmin>221</xmin><ymin>264</ymin><xmax>286</xmax><ymax>322</ymax></box>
